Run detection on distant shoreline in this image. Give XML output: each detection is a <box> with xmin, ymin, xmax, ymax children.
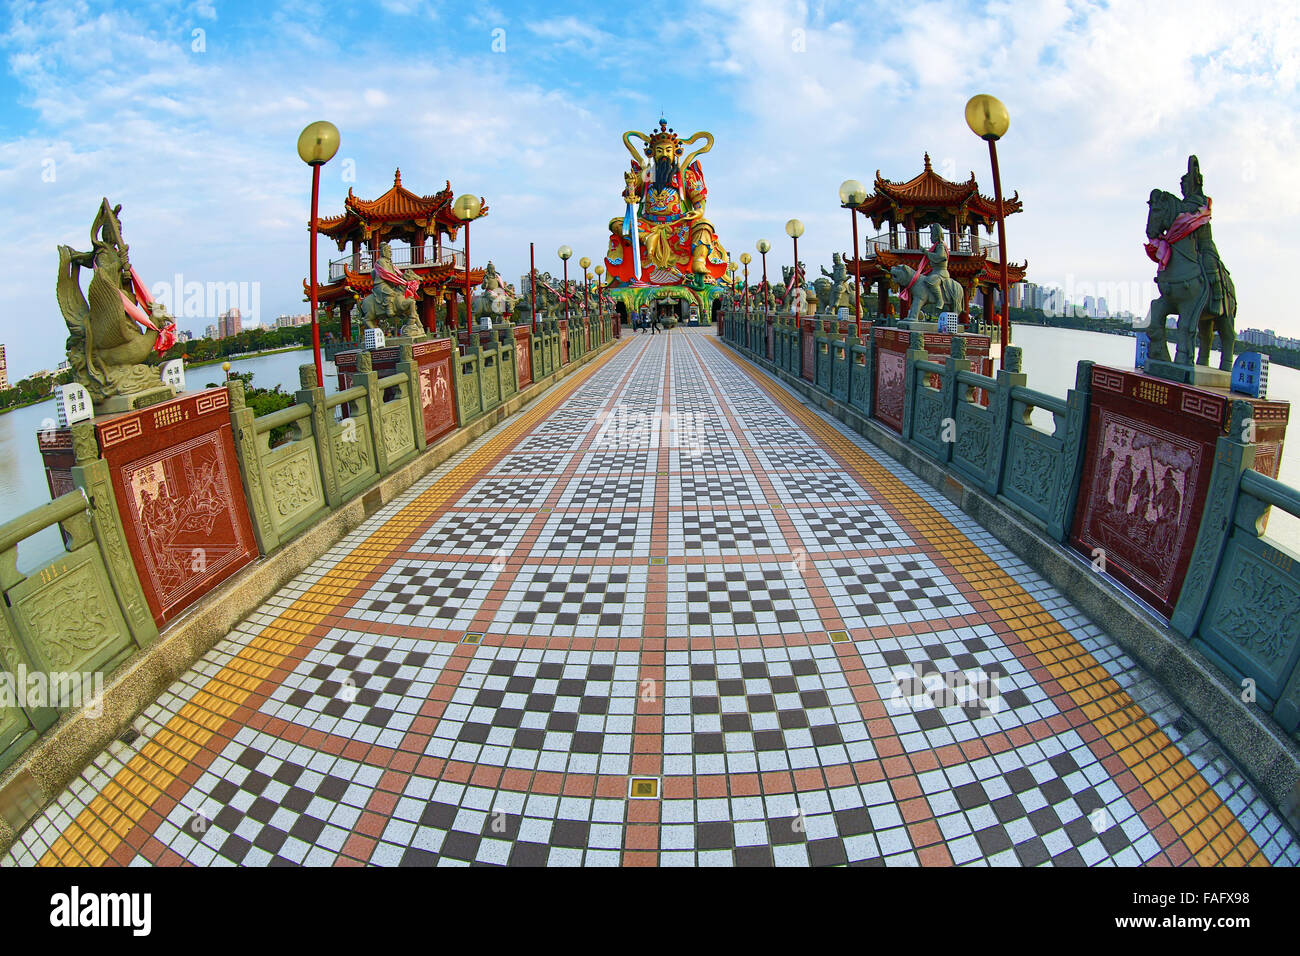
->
<box><xmin>0</xmin><ymin>345</ymin><xmax>312</xmax><ymax>417</ymax></box>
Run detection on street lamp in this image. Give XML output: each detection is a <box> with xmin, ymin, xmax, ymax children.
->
<box><xmin>222</xmin><ymin>360</ymin><xmax>232</xmax><ymax>383</ymax></box>
<box><xmin>740</xmin><ymin>252</ymin><xmax>752</xmax><ymax>319</ymax></box>
<box><xmin>839</xmin><ymin>178</ymin><xmax>868</xmax><ymax>335</ymax></box>
<box><xmin>297</xmin><ymin>120</ymin><xmax>340</xmax><ymax>388</ymax></box>
<box><xmin>579</xmin><ymin>256</ymin><xmax>591</xmax><ymax>313</ymax></box>
<box><xmin>965</xmin><ymin>93</ymin><xmax>1012</xmax><ymax>367</ymax></box>
<box><xmin>785</xmin><ymin>220</ymin><xmax>804</xmax><ymax>316</ymax></box>
<box><xmin>557</xmin><ymin>245</ymin><xmax>572</xmax><ymax>322</ymax></box>
<box><xmin>756</xmin><ymin>239</ymin><xmax>771</xmax><ymax>318</ymax></box>
<box><xmin>594</xmin><ymin>264</ymin><xmax>605</xmax><ymax>322</ymax></box>
<box><xmin>453</xmin><ymin>194</ymin><xmax>482</xmax><ymax>333</ymax></box>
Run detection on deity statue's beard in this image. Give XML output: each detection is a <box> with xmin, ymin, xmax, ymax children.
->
<box><xmin>653</xmin><ymin>158</ymin><xmax>678</xmax><ymax>192</ymax></box>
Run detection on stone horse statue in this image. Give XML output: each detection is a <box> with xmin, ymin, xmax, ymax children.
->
<box><xmin>889</xmin><ymin>264</ymin><xmax>962</xmax><ymax>320</ymax></box>
<box><xmin>358</xmin><ymin>241</ymin><xmax>424</xmax><ymax>336</ymax></box>
<box><xmin>1143</xmin><ymin>169</ymin><xmax>1236</xmax><ymax>369</ymax></box>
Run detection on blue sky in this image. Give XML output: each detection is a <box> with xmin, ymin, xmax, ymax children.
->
<box><xmin>2</xmin><ymin>0</ymin><xmax>1298</xmax><ymax>378</ymax></box>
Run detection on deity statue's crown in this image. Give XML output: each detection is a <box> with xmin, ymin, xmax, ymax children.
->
<box><xmin>646</xmin><ymin>117</ymin><xmax>682</xmax><ymax>156</ymax></box>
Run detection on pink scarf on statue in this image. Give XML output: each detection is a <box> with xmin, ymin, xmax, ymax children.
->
<box><xmin>106</xmin><ymin>265</ymin><xmax>177</xmax><ymax>354</ymax></box>
<box><xmin>1145</xmin><ymin>201</ymin><xmax>1211</xmax><ymax>272</ymax></box>
<box><xmin>899</xmin><ymin>242</ymin><xmax>939</xmax><ymax>304</ymax></box>
<box><xmin>376</xmin><ymin>265</ymin><xmax>420</xmax><ymax>299</ymax></box>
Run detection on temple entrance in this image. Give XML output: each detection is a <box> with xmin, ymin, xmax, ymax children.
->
<box><xmin>616</xmin><ymin>302</ymin><xmax>628</xmax><ymax>327</ymax></box>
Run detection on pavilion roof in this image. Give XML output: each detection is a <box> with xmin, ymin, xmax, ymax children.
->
<box><xmin>315</xmin><ymin>169</ymin><xmax>487</xmax><ymax>241</ymax></box>
<box><xmin>851</xmin><ymin>154</ymin><xmax>1022</xmax><ymax>229</ymax></box>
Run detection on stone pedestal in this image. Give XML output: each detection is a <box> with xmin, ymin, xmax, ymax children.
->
<box><xmin>1069</xmin><ymin>365</ymin><xmax>1289</xmax><ymax>618</ymax></box>
<box><xmin>95</xmin><ymin>384</ymin><xmax>176</xmax><ymax>415</ymax></box>
<box><xmin>91</xmin><ymin>388</ymin><xmax>258</xmax><ymax>628</ymax></box>
<box><xmin>1147</xmin><ymin>359</ymin><xmax>1232</xmax><ymax>390</ymax></box>
<box><xmin>872</xmin><ymin>327</ymin><xmax>993</xmax><ymax>433</ymax></box>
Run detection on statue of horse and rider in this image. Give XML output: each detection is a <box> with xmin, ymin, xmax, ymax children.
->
<box><xmin>889</xmin><ymin>224</ymin><xmax>964</xmax><ymax>321</ymax></box>
<box><xmin>358</xmin><ymin>241</ymin><xmax>424</xmax><ymax>337</ymax></box>
<box><xmin>1142</xmin><ymin>155</ymin><xmax>1236</xmax><ymax>369</ymax></box>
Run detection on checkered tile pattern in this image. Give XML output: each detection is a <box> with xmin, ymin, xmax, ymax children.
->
<box><xmin>662</xmin><ymin>648</ymin><xmax>875</xmax><ymax>776</ymax></box>
<box><xmin>371</xmin><ymin>781</ymin><xmax>627</xmax><ymax>867</ymax></box>
<box><xmin>412</xmin><ymin>511</ymin><xmax>532</xmax><ymax>554</ymax></box>
<box><xmin>490</xmin><ymin>566</ymin><xmax>647</xmax><ymax>637</ymax></box>
<box><xmin>768</xmin><ymin>470</ymin><xmax>871</xmax><ymax>502</ymax></box>
<box><xmin>673</xmin><ymin>470</ymin><xmax>763</xmax><ymax>504</ymax></box>
<box><xmin>818</xmin><ymin>556</ymin><xmax>974</xmax><ymax>629</ymax></box>
<box><xmin>669</xmin><ymin>509</ymin><xmax>786</xmax><ymax>554</ymax></box>
<box><xmin>262</xmin><ymin>630</ymin><xmax>453</xmax><ymax>746</ymax></box>
<box><xmin>667</xmin><ymin>565</ymin><xmax>822</xmax><ymax>636</ymax></box>
<box><xmin>160</xmin><ymin>731</ymin><xmax>382</xmax><ymax>866</ymax></box>
<box><xmin>555</xmin><ymin>473</ymin><xmax>655</xmax><ymax>509</ymax></box>
<box><xmin>785</xmin><ymin>504</ymin><xmax>908</xmax><ymax>552</ymax></box>
<box><xmin>428</xmin><ymin>650</ymin><xmax>637</xmax><ymax>776</ymax></box>
<box><xmin>658</xmin><ymin>787</ymin><xmax>907</xmax><ymax>866</ymax></box>
<box><xmin>534</xmin><ymin>510</ymin><xmax>653</xmax><ymax>556</ymax></box>
<box><xmin>7</xmin><ymin>330</ymin><xmax>1297</xmax><ymax>871</ymax></box>
<box><xmin>353</xmin><ymin>561</ymin><xmax>499</xmax><ymax>629</ymax></box>
<box><xmin>456</xmin><ymin>477</ymin><xmax>556</xmax><ymax>509</ymax></box>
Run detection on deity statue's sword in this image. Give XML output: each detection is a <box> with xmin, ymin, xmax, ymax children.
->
<box><xmin>623</xmin><ymin>191</ymin><xmax>641</xmax><ymax>283</ymax></box>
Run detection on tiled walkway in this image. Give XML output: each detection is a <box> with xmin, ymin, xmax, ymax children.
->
<box><xmin>6</xmin><ymin>328</ymin><xmax>1297</xmax><ymax>867</ymax></box>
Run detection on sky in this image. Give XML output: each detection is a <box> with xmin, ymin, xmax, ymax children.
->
<box><xmin>1</xmin><ymin>0</ymin><xmax>1298</xmax><ymax>379</ymax></box>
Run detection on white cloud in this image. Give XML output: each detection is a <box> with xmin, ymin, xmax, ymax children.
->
<box><xmin>2</xmin><ymin>0</ymin><xmax>1298</xmax><ymax>382</ymax></box>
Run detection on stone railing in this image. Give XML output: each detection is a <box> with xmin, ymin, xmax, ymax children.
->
<box><xmin>721</xmin><ymin>310</ymin><xmax>1300</xmax><ymax>742</ymax></box>
<box><xmin>0</xmin><ymin>319</ymin><xmax>620</xmax><ymax>778</ymax></box>
<box><xmin>0</xmin><ymin>488</ymin><xmax>157</xmax><ymax>773</ymax></box>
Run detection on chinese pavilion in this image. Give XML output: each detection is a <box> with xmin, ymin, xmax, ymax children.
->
<box><xmin>307</xmin><ymin>169</ymin><xmax>487</xmax><ymax>341</ymax></box>
<box><xmin>844</xmin><ymin>154</ymin><xmax>1026</xmax><ymax>320</ymax></box>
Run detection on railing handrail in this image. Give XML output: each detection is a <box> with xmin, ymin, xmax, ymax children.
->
<box><xmin>253</xmin><ymin>403</ymin><xmax>312</xmax><ymax>434</ymax></box>
<box><xmin>1009</xmin><ymin>384</ymin><xmax>1068</xmax><ymax>417</ymax></box>
<box><xmin>325</xmin><ymin>385</ymin><xmax>368</xmax><ymax>410</ymax></box>
<box><xmin>0</xmin><ymin>488</ymin><xmax>89</xmax><ymax>556</ymax></box>
<box><xmin>860</xmin><ymin>232</ymin><xmax>1000</xmax><ymax>260</ymax></box>
<box><xmin>1240</xmin><ymin>468</ymin><xmax>1300</xmax><ymax>520</ymax></box>
<box><xmin>328</xmin><ymin>244</ymin><xmax>466</xmax><ymax>281</ymax></box>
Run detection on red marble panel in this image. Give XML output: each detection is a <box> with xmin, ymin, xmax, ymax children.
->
<box><xmin>413</xmin><ymin>339</ymin><xmax>457</xmax><ymax>445</ymax></box>
<box><xmin>1069</xmin><ymin>366</ymin><xmax>1289</xmax><ymax>618</ymax></box>
<box><xmin>875</xmin><ymin>350</ymin><xmax>906</xmax><ymax>433</ymax></box>
<box><xmin>514</xmin><ymin>326</ymin><xmax>533</xmax><ymax>388</ymax></box>
<box><xmin>37</xmin><ymin>427</ymin><xmax>76</xmax><ymax>502</ymax></box>
<box><xmin>95</xmin><ymin>388</ymin><xmax>257</xmax><ymax>628</ymax></box>
<box><xmin>801</xmin><ymin>320</ymin><xmax>815</xmax><ymax>382</ymax></box>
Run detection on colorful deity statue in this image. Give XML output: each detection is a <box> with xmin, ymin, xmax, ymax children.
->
<box><xmin>604</xmin><ymin>118</ymin><xmax>728</xmax><ymax>291</ymax></box>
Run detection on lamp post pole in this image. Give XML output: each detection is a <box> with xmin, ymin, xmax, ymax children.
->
<box><xmin>988</xmin><ymin>138</ymin><xmax>1011</xmax><ymax>360</ymax></box>
<box><xmin>838</xmin><ymin>179</ymin><xmax>868</xmax><ymax>335</ymax></box>
<box><xmin>580</xmin><ymin>257</ymin><xmax>591</xmax><ymax>314</ymax></box>
<box><xmin>965</xmin><ymin>94</ymin><xmax>1013</xmax><ymax>367</ymax></box>
<box><xmin>756</xmin><ymin>239</ymin><xmax>771</xmax><ymax>319</ymax></box>
<box><xmin>785</xmin><ymin>220</ymin><xmax>804</xmax><ymax>317</ymax></box>
<box><xmin>558</xmin><ymin>246</ymin><xmax>572</xmax><ymax>322</ymax></box>
<box><xmin>297</xmin><ymin>120</ymin><xmax>340</xmax><ymax>388</ymax></box>
<box><xmin>530</xmin><ymin>242</ymin><xmax>537</xmax><ymax>334</ymax></box>
<box><xmin>453</xmin><ymin>194</ymin><xmax>482</xmax><ymax>334</ymax></box>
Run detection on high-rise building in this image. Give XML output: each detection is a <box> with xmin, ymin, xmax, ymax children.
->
<box><xmin>0</xmin><ymin>344</ymin><xmax>7</xmax><ymax>390</ymax></box>
<box><xmin>218</xmin><ymin>307</ymin><xmax>242</xmax><ymax>339</ymax></box>
<box><xmin>205</xmin><ymin>323</ymin><xmax>218</xmax><ymax>340</ymax></box>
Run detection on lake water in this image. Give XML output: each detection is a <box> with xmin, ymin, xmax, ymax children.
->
<box><xmin>1</xmin><ymin>331</ymin><xmax>1296</xmax><ymax>568</ymax></box>
<box><xmin>1007</xmin><ymin>325</ymin><xmax>1300</xmax><ymax>553</ymax></box>
<box><xmin>0</xmin><ymin>347</ymin><xmax>336</xmax><ymax>571</ymax></box>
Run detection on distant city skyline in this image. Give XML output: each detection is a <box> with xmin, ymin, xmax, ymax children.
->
<box><xmin>3</xmin><ymin>1</ymin><xmax>1298</xmax><ymax>379</ymax></box>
